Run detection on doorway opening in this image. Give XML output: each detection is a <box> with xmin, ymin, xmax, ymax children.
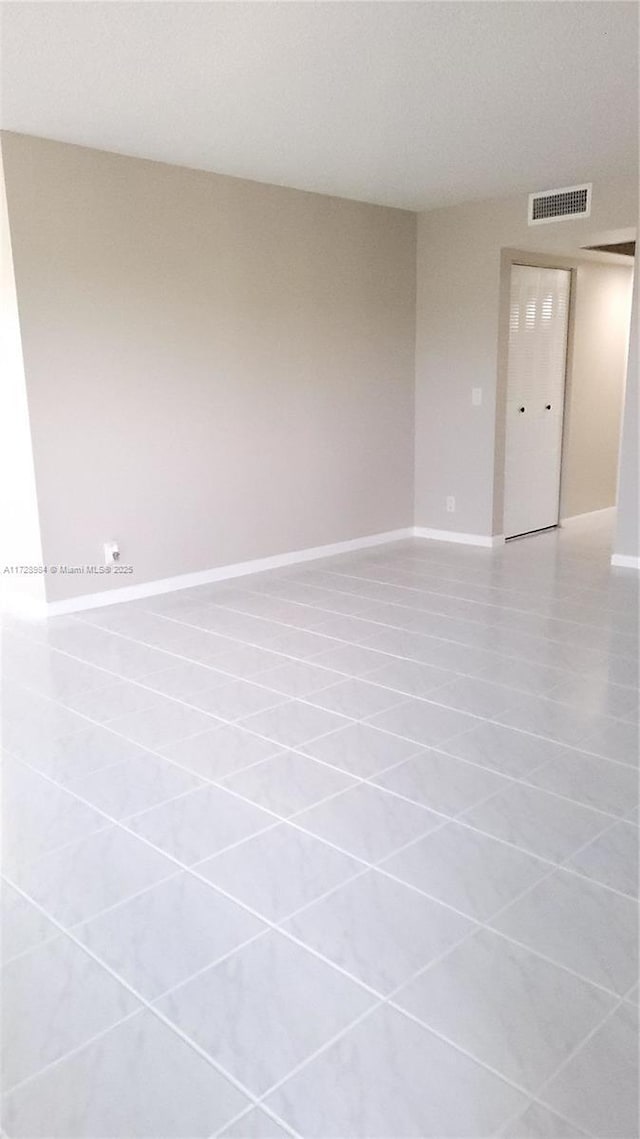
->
<box><xmin>497</xmin><ymin>249</ymin><xmax>635</xmax><ymax>545</ymax></box>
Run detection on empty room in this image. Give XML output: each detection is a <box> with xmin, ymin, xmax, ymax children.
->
<box><xmin>0</xmin><ymin>3</ymin><xmax>638</xmax><ymax>1138</ymax></box>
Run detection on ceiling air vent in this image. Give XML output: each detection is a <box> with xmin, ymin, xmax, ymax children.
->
<box><xmin>528</xmin><ymin>183</ymin><xmax>592</xmax><ymax>226</ymax></box>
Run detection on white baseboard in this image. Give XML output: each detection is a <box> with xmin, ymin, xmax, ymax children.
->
<box><xmin>414</xmin><ymin>527</ymin><xmax>505</xmax><ymax>548</ymax></box>
<box><xmin>561</xmin><ymin>506</ymin><xmax>616</xmax><ymax>524</ymax></box>
<box><xmin>611</xmin><ymin>553</ymin><xmax>640</xmax><ymax>570</ymax></box>
<box><xmin>1</xmin><ymin>527</ymin><xmax>414</xmax><ymax>619</ymax></box>
<box><xmin>0</xmin><ymin>590</ymin><xmax>48</xmax><ymax>621</ymax></box>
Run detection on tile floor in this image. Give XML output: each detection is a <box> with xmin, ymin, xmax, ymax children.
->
<box><xmin>1</xmin><ymin>511</ymin><xmax>638</xmax><ymax>1138</ymax></box>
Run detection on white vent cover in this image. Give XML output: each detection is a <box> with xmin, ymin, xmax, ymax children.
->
<box><xmin>528</xmin><ymin>183</ymin><xmax>592</xmax><ymax>226</ymax></box>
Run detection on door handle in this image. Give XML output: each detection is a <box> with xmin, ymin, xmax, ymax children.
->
<box><xmin>545</xmin><ymin>404</ymin><xmax>552</xmax><ymax>410</ymax></box>
<box><xmin>519</xmin><ymin>406</ymin><xmax>526</xmax><ymax>413</ymax></box>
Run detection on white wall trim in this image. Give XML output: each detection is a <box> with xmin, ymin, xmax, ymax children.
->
<box><xmin>1</xmin><ymin>528</ymin><xmax>414</xmax><ymax>619</ymax></box>
<box><xmin>6</xmin><ymin>523</ymin><xmax>631</xmax><ymax>616</ymax></box>
<box><xmin>414</xmin><ymin>527</ymin><xmax>505</xmax><ymax>548</ymax></box>
<box><xmin>611</xmin><ymin>553</ymin><xmax>640</xmax><ymax>570</ymax></box>
<box><xmin>561</xmin><ymin>506</ymin><xmax>616</xmax><ymax>524</ymax></box>
<box><xmin>0</xmin><ymin>590</ymin><xmax>48</xmax><ymax>621</ymax></box>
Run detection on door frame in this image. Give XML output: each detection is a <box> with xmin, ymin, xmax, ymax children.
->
<box><xmin>492</xmin><ymin>248</ymin><xmax>578</xmax><ymax>537</ymax></box>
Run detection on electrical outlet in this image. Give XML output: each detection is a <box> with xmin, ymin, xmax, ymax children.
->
<box><xmin>104</xmin><ymin>541</ymin><xmax>120</xmax><ymax>565</ymax></box>
<box><xmin>446</xmin><ymin>496</ymin><xmax>456</xmax><ymax>513</ymax></box>
<box><xmin>472</xmin><ymin>387</ymin><xmax>482</xmax><ymax>406</ymax></box>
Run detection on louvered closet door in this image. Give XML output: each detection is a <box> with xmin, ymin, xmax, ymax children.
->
<box><xmin>503</xmin><ymin>265</ymin><xmax>571</xmax><ymax>540</ymax></box>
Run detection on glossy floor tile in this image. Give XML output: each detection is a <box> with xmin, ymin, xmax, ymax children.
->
<box><xmin>127</xmin><ymin>785</ymin><xmax>274</xmax><ymax>864</ymax></box>
<box><xmin>1</xmin><ymin>884</ymin><xmax>58</xmax><ymax>964</ymax></box>
<box><xmin>292</xmin><ymin>781</ymin><xmax>442</xmax><ymax>862</ymax></box>
<box><xmin>525</xmin><ymin>748</ymin><xmax>639</xmax><ymax>817</ymax></box>
<box><xmin>156</xmin><ymin>930</ymin><xmax>375</xmax><ymax>1095</ymax></box>
<box><xmin>283</xmin><ymin>869</ymin><xmax>474</xmax><ymax>993</ymax></box>
<box><xmin>491</xmin><ymin>869</ymin><xmax>638</xmax><ymax>996</ymax></box>
<box><xmin>161</xmin><ymin>722</ymin><xmax>282</xmax><ymax>781</ymax></box>
<box><xmin>2</xmin><ymin>759</ymin><xmax>107</xmax><ymax>875</ymax></box>
<box><xmin>372</xmin><ymin>748</ymin><xmax>509</xmax><ymax>815</ymax></box>
<box><xmin>2</xmin><ymin>513</ymin><xmax>638</xmax><ymax>1137</ymax></box>
<box><xmin>540</xmin><ymin>1003</ymin><xmax>639</xmax><ymax>1139</ymax></box>
<box><xmin>461</xmin><ymin>781</ymin><xmax>613</xmax><ymax>862</ymax></box>
<box><xmin>566</xmin><ymin>820</ymin><xmax>639</xmax><ymax>898</ymax></box>
<box><xmin>392</xmin><ymin>927</ymin><xmax>615</xmax><ymax>1092</ymax></box>
<box><xmin>198</xmin><ymin>823</ymin><xmax>362</xmax><ymax>922</ymax></box>
<box><xmin>299</xmin><ymin>719</ymin><xmax>421</xmax><ymax>777</ymax></box>
<box><xmin>380</xmin><ymin>821</ymin><xmax>548</xmax><ymax>920</ymax></box>
<box><xmin>502</xmin><ymin>1101</ymin><xmax>591</xmax><ymax>1138</ymax></box>
<box><xmin>218</xmin><ymin>1107</ymin><xmax>291</xmax><ymax>1139</ymax></box>
<box><xmin>220</xmin><ymin>750</ymin><xmax>356</xmax><ymax>817</ymax></box>
<box><xmin>75</xmin><ymin>872</ymin><xmax>265</xmax><ymax>999</ymax></box>
<box><xmin>264</xmin><ymin>1004</ymin><xmax>527</xmax><ymax>1137</ymax></box>
<box><xmin>9</xmin><ymin>827</ymin><xmax>177</xmax><ymax>927</ymax></box>
<box><xmin>67</xmin><ymin>750</ymin><xmax>204</xmax><ymax>820</ymax></box>
<box><xmin>3</xmin><ymin>934</ymin><xmax>139</xmax><ymax>1089</ymax></box>
<box><xmin>2</xmin><ymin>1010</ymin><xmax>250</xmax><ymax>1138</ymax></box>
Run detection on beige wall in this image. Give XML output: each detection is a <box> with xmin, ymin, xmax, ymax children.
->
<box><xmin>3</xmin><ymin>133</ymin><xmax>637</xmax><ymax>601</ymax></box>
<box><xmin>614</xmin><ymin>266</ymin><xmax>639</xmax><ymax>561</ymax></box>
<box><xmin>0</xmin><ymin>147</ymin><xmax>45</xmax><ymax>607</ymax></box>
<box><xmin>560</xmin><ymin>262</ymin><xmax>634</xmax><ymax>520</ymax></box>
<box><xmin>414</xmin><ymin>176</ymin><xmax>638</xmax><ymax>542</ymax></box>
<box><xmin>1</xmin><ymin>132</ymin><xmax>416</xmax><ymax>603</ymax></box>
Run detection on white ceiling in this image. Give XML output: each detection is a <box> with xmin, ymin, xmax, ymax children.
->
<box><xmin>1</xmin><ymin>2</ymin><xmax>637</xmax><ymax>211</ymax></box>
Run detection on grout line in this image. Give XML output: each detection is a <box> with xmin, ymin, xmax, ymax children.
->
<box><xmin>5</xmin><ymin>654</ymin><xmax>636</xmax><ymax>903</ymax></box>
<box><xmin>21</xmin><ymin>628</ymin><xmax>637</xmax><ymax>784</ymax></box>
<box><xmin>5</xmin><ymin>763</ymin><xmax>391</xmax><ymax>998</ymax></box>
<box><xmin>0</xmin><ymin>924</ymin><xmax>61</xmax><ymax>970</ymax></box>
<box><xmin>389</xmin><ymin>809</ymin><xmax>632</xmax><ymax>1002</ymax></box>
<box><xmin>494</xmin><ymin>1096</ymin><xmax>596</xmax><ymax>1139</ymax></box>
<box><xmin>529</xmin><ymin>989</ymin><xmax>636</xmax><ymax>1134</ymax></box>
<box><xmin>325</xmin><ymin>537</ymin><xmax>634</xmax><ymax>595</ymax></box>
<box><xmin>515</xmin><ymin>1080</ymin><xmax>605</xmax><ymax>1138</ymax></box>
<box><xmin>212</xmin><ymin>1104</ymin><xmax>302</xmax><ymax>1139</ymax></box>
<box><xmin>245</xmin><ymin>804</ymin><xmax>635</xmax><ymax>1123</ymax></box>
<box><xmin>246</xmin><ymin>572</ymin><xmax>634</xmax><ymax>628</ymax></box>
<box><xmin>5</xmin><ymin>718</ymin><xmax>636</xmax><ymax>1034</ymax></box>
<box><xmin>0</xmin><ymin>1005</ymin><xmax>143</xmax><ymax>1099</ymax></box>
<box><xmin>7</xmin><ymin>692</ymin><xmax>635</xmax><ymax>907</ymax></box>
<box><xmin>165</xmin><ymin>597</ymin><xmax>633</xmax><ymax>689</ymax></box>
<box><xmin>285</xmin><ymin>561</ymin><xmax>638</xmax><ymax>661</ymax></box>
<box><xmin>246</xmin><ymin>568</ymin><xmax>634</xmax><ymax>638</ymax></box>
<box><xmin>39</xmin><ymin>564</ymin><xmax>639</xmax><ymax>698</ymax></box>
<box><xmin>3</xmin><ymin>537</ymin><xmax>637</xmax><ymax>1130</ymax></box>
<box><xmin>1</xmin><ymin>884</ymin><xmax>273</xmax><ymax>1121</ymax></box>
<box><xmin>0</xmin><ymin>819</ymin><xmax>115</xmax><ymax>880</ymax></box>
<box><xmin>5</xmin><ymin>726</ymin><xmax>631</xmax><ymax>1022</ymax></box>
<box><xmin>0</xmin><ymin>865</ymin><xmax>184</xmax><ymax>970</ymax></box>
<box><xmin>175</xmin><ymin>545</ymin><xmax>634</xmax><ymax>639</ymax></box>
<box><xmin>6</xmin><ymin>607</ymin><xmax>638</xmax><ymax>774</ymax></box>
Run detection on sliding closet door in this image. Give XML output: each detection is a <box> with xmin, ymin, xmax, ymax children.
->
<box><xmin>503</xmin><ymin>265</ymin><xmax>571</xmax><ymax>539</ymax></box>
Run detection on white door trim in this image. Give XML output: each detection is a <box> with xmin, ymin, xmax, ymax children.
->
<box><xmin>502</xmin><ymin>264</ymin><xmax>572</xmax><ymax>540</ymax></box>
